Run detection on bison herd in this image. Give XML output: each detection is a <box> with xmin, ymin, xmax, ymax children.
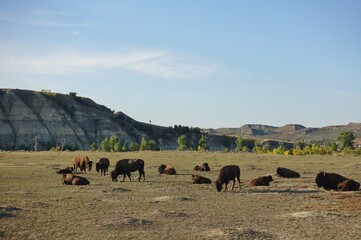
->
<box><xmin>55</xmin><ymin>156</ymin><xmax>360</xmax><ymax>192</ymax></box>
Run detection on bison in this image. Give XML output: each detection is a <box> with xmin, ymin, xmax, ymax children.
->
<box><xmin>276</xmin><ymin>167</ymin><xmax>300</xmax><ymax>178</ymax></box>
<box><xmin>215</xmin><ymin>165</ymin><xmax>241</xmax><ymax>192</ymax></box>
<box><xmin>337</xmin><ymin>179</ymin><xmax>360</xmax><ymax>191</ymax></box>
<box><xmin>56</xmin><ymin>167</ymin><xmax>74</xmax><ymax>174</ymax></box>
<box><xmin>158</xmin><ymin>164</ymin><xmax>177</xmax><ymax>175</ymax></box>
<box><xmin>73</xmin><ymin>156</ymin><xmax>93</xmax><ymax>174</ymax></box>
<box><xmin>111</xmin><ymin>159</ymin><xmax>145</xmax><ymax>182</ymax></box>
<box><xmin>193</xmin><ymin>163</ymin><xmax>210</xmax><ymax>171</ymax></box>
<box><xmin>315</xmin><ymin>171</ymin><xmax>359</xmax><ymax>191</ymax></box>
<box><xmin>192</xmin><ymin>174</ymin><xmax>212</xmax><ymax>184</ymax></box>
<box><xmin>96</xmin><ymin>158</ymin><xmax>110</xmax><ymax>176</ymax></box>
<box><xmin>249</xmin><ymin>175</ymin><xmax>273</xmax><ymax>186</ymax></box>
<box><xmin>62</xmin><ymin>174</ymin><xmax>90</xmax><ymax>185</ymax></box>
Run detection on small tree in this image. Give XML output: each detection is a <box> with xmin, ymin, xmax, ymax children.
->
<box><xmin>198</xmin><ymin>134</ymin><xmax>209</xmax><ymax>151</ymax></box>
<box><xmin>177</xmin><ymin>134</ymin><xmax>189</xmax><ymax>151</ymax></box>
<box><xmin>129</xmin><ymin>141</ymin><xmax>140</xmax><ymax>151</ymax></box>
<box><xmin>90</xmin><ymin>142</ymin><xmax>98</xmax><ymax>151</ymax></box>
<box><xmin>101</xmin><ymin>137</ymin><xmax>111</xmax><ymax>152</ymax></box>
<box><xmin>337</xmin><ymin>130</ymin><xmax>355</xmax><ymax>150</ymax></box>
<box><xmin>140</xmin><ymin>137</ymin><xmax>150</xmax><ymax>151</ymax></box>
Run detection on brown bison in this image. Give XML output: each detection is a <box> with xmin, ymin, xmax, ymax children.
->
<box><xmin>56</xmin><ymin>167</ymin><xmax>74</xmax><ymax>174</ymax></box>
<box><xmin>62</xmin><ymin>174</ymin><xmax>90</xmax><ymax>185</ymax></box>
<box><xmin>337</xmin><ymin>179</ymin><xmax>360</xmax><ymax>191</ymax></box>
<box><xmin>96</xmin><ymin>158</ymin><xmax>110</xmax><ymax>176</ymax></box>
<box><xmin>111</xmin><ymin>159</ymin><xmax>145</xmax><ymax>182</ymax></box>
<box><xmin>276</xmin><ymin>167</ymin><xmax>300</xmax><ymax>178</ymax></box>
<box><xmin>215</xmin><ymin>165</ymin><xmax>241</xmax><ymax>192</ymax></box>
<box><xmin>315</xmin><ymin>171</ymin><xmax>359</xmax><ymax>191</ymax></box>
<box><xmin>192</xmin><ymin>174</ymin><xmax>212</xmax><ymax>184</ymax></box>
<box><xmin>158</xmin><ymin>164</ymin><xmax>177</xmax><ymax>175</ymax></box>
<box><xmin>249</xmin><ymin>175</ymin><xmax>273</xmax><ymax>186</ymax></box>
<box><xmin>193</xmin><ymin>163</ymin><xmax>210</xmax><ymax>171</ymax></box>
<box><xmin>73</xmin><ymin>156</ymin><xmax>93</xmax><ymax>174</ymax></box>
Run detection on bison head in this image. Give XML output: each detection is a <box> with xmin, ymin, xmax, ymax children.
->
<box><xmin>315</xmin><ymin>171</ymin><xmax>327</xmax><ymax>188</ymax></box>
<box><xmin>215</xmin><ymin>179</ymin><xmax>222</xmax><ymax>192</ymax></box>
<box><xmin>266</xmin><ymin>175</ymin><xmax>274</xmax><ymax>182</ymax></box>
<box><xmin>87</xmin><ymin>161</ymin><xmax>93</xmax><ymax>172</ymax></box>
<box><xmin>158</xmin><ymin>164</ymin><xmax>166</xmax><ymax>174</ymax></box>
<box><xmin>95</xmin><ymin>162</ymin><xmax>100</xmax><ymax>173</ymax></box>
<box><xmin>111</xmin><ymin>171</ymin><xmax>118</xmax><ymax>182</ymax></box>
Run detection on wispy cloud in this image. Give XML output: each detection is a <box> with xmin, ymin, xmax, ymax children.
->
<box><xmin>0</xmin><ymin>48</ymin><xmax>219</xmax><ymax>81</ymax></box>
<box><xmin>0</xmin><ymin>9</ymin><xmax>93</xmax><ymax>27</ymax></box>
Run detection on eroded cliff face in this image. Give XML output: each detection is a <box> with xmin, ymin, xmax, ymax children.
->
<box><xmin>0</xmin><ymin>89</ymin><xmax>144</xmax><ymax>150</ymax></box>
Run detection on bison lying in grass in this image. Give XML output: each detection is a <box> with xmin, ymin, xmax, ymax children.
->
<box><xmin>215</xmin><ymin>165</ymin><xmax>241</xmax><ymax>192</ymax></box>
<box><xmin>73</xmin><ymin>156</ymin><xmax>93</xmax><ymax>174</ymax></box>
<box><xmin>56</xmin><ymin>167</ymin><xmax>74</xmax><ymax>174</ymax></box>
<box><xmin>62</xmin><ymin>174</ymin><xmax>90</xmax><ymax>185</ymax></box>
<box><xmin>158</xmin><ymin>164</ymin><xmax>176</xmax><ymax>175</ymax></box>
<box><xmin>193</xmin><ymin>163</ymin><xmax>210</xmax><ymax>171</ymax></box>
<box><xmin>276</xmin><ymin>167</ymin><xmax>300</xmax><ymax>178</ymax></box>
<box><xmin>249</xmin><ymin>175</ymin><xmax>273</xmax><ymax>186</ymax></box>
<box><xmin>192</xmin><ymin>174</ymin><xmax>212</xmax><ymax>184</ymax></box>
<box><xmin>315</xmin><ymin>171</ymin><xmax>360</xmax><ymax>191</ymax></box>
<box><xmin>111</xmin><ymin>159</ymin><xmax>145</xmax><ymax>182</ymax></box>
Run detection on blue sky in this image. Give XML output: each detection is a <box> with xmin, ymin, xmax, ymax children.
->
<box><xmin>1</xmin><ymin>1</ymin><xmax>360</xmax><ymax>128</ymax></box>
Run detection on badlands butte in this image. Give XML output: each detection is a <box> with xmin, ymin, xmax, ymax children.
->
<box><xmin>0</xmin><ymin>88</ymin><xmax>360</xmax><ymax>151</ymax></box>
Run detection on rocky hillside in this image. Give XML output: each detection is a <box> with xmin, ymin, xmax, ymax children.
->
<box><xmin>0</xmin><ymin>89</ymin><xmax>156</xmax><ymax>150</ymax></box>
<box><xmin>0</xmin><ymin>89</ymin><xmax>359</xmax><ymax>151</ymax></box>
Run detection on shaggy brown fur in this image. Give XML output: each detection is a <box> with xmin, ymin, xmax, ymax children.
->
<box><xmin>192</xmin><ymin>174</ymin><xmax>212</xmax><ymax>184</ymax></box>
<box><xmin>158</xmin><ymin>164</ymin><xmax>177</xmax><ymax>175</ymax></box>
<box><xmin>73</xmin><ymin>156</ymin><xmax>93</xmax><ymax>174</ymax></box>
<box><xmin>337</xmin><ymin>179</ymin><xmax>360</xmax><ymax>191</ymax></box>
<box><xmin>62</xmin><ymin>174</ymin><xmax>90</xmax><ymax>185</ymax></box>
<box><xmin>249</xmin><ymin>175</ymin><xmax>273</xmax><ymax>186</ymax></box>
<box><xmin>215</xmin><ymin>165</ymin><xmax>241</xmax><ymax>192</ymax></box>
<box><xmin>276</xmin><ymin>167</ymin><xmax>300</xmax><ymax>178</ymax></box>
<box><xmin>96</xmin><ymin>158</ymin><xmax>110</xmax><ymax>176</ymax></box>
<box><xmin>111</xmin><ymin>159</ymin><xmax>145</xmax><ymax>182</ymax></box>
<box><xmin>193</xmin><ymin>163</ymin><xmax>210</xmax><ymax>171</ymax></box>
<box><xmin>56</xmin><ymin>167</ymin><xmax>74</xmax><ymax>174</ymax></box>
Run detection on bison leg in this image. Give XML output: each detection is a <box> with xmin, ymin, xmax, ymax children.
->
<box><xmin>231</xmin><ymin>179</ymin><xmax>236</xmax><ymax>191</ymax></box>
<box><xmin>138</xmin><ymin>170</ymin><xmax>145</xmax><ymax>182</ymax></box>
<box><xmin>122</xmin><ymin>174</ymin><xmax>126</xmax><ymax>182</ymax></box>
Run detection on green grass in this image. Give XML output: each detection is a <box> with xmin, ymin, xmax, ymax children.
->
<box><xmin>1</xmin><ymin>151</ymin><xmax>361</xmax><ymax>239</ymax></box>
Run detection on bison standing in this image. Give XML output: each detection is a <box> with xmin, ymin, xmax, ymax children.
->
<box><xmin>73</xmin><ymin>156</ymin><xmax>93</xmax><ymax>174</ymax></box>
<box><xmin>111</xmin><ymin>159</ymin><xmax>145</xmax><ymax>182</ymax></box>
<box><xmin>215</xmin><ymin>165</ymin><xmax>241</xmax><ymax>192</ymax></box>
<box><xmin>96</xmin><ymin>158</ymin><xmax>110</xmax><ymax>176</ymax></box>
<box><xmin>315</xmin><ymin>171</ymin><xmax>360</xmax><ymax>191</ymax></box>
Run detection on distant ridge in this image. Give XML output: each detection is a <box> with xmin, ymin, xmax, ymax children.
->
<box><xmin>0</xmin><ymin>88</ymin><xmax>360</xmax><ymax>150</ymax></box>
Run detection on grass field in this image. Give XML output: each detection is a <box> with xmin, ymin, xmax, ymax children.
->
<box><xmin>1</xmin><ymin>151</ymin><xmax>361</xmax><ymax>240</ymax></box>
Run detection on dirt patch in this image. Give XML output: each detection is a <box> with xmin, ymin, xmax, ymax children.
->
<box><xmin>111</xmin><ymin>187</ymin><xmax>131</xmax><ymax>193</ymax></box>
<box><xmin>287</xmin><ymin>211</ymin><xmax>341</xmax><ymax>218</ymax></box>
<box><xmin>149</xmin><ymin>209</ymin><xmax>189</xmax><ymax>218</ymax></box>
<box><xmin>95</xmin><ymin>216</ymin><xmax>152</xmax><ymax>228</ymax></box>
<box><xmin>150</xmin><ymin>196</ymin><xmax>193</xmax><ymax>203</ymax></box>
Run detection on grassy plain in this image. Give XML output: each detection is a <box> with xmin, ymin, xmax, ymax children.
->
<box><xmin>1</xmin><ymin>151</ymin><xmax>361</xmax><ymax>240</ymax></box>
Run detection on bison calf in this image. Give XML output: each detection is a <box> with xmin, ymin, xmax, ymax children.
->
<box><xmin>193</xmin><ymin>163</ymin><xmax>210</xmax><ymax>171</ymax></box>
<box><xmin>215</xmin><ymin>165</ymin><xmax>241</xmax><ymax>192</ymax></box>
<box><xmin>192</xmin><ymin>175</ymin><xmax>212</xmax><ymax>184</ymax></box>
<box><xmin>316</xmin><ymin>171</ymin><xmax>359</xmax><ymax>191</ymax></box>
<box><xmin>158</xmin><ymin>164</ymin><xmax>176</xmax><ymax>175</ymax></box>
<box><xmin>276</xmin><ymin>167</ymin><xmax>300</xmax><ymax>178</ymax></box>
<box><xmin>62</xmin><ymin>174</ymin><xmax>90</xmax><ymax>185</ymax></box>
<box><xmin>96</xmin><ymin>158</ymin><xmax>110</xmax><ymax>176</ymax></box>
<box><xmin>249</xmin><ymin>175</ymin><xmax>273</xmax><ymax>187</ymax></box>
